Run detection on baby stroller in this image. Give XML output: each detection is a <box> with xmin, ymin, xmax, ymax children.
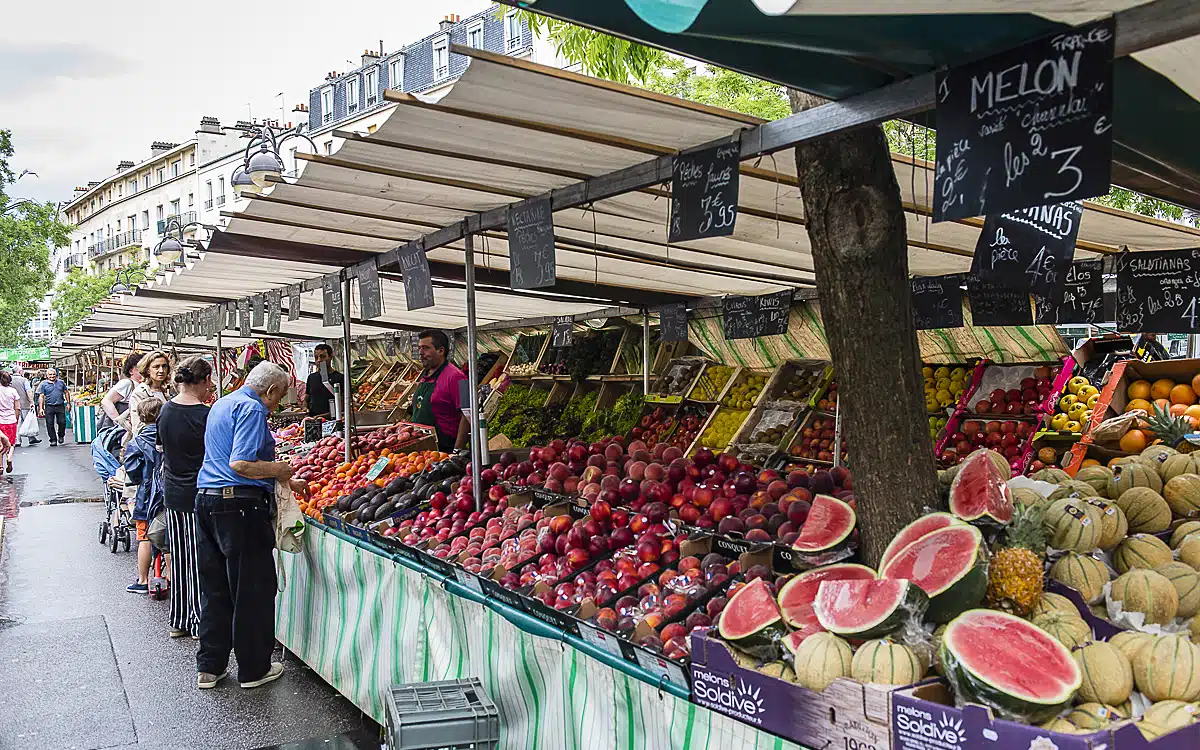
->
<box><xmin>93</xmin><ymin>424</ymin><xmax>132</xmax><ymax>553</ymax></box>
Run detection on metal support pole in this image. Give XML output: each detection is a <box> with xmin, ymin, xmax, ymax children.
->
<box><xmin>642</xmin><ymin>308</ymin><xmax>650</xmax><ymax>395</ymax></box>
<box><xmin>215</xmin><ymin>331</ymin><xmax>224</xmax><ymax>398</ymax></box>
<box><xmin>341</xmin><ymin>276</ymin><xmax>353</xmax><ymax>466</ymax></box>
<box><xmin>465</xmin><ymin>232</ymin><xmax>483</xmax><ymax>513</ymax></box>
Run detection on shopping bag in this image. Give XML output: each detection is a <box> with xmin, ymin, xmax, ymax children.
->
<box><xmin>17</xmin><ymin>411</ymin><xmax>38</xmax><ymax>439</ymax></box>
<box><xmin>273</xmin><ymin>480</ymin><xmax>306</xmax><ymax>554</ymax></box>
<box><xmin>65</xmin><ymin>410</ymin><xmax>72</xmax><ymax>429</ymax></box>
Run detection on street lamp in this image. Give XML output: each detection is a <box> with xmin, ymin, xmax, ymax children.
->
<box><xmin>109</xmin><ymin>267</ymin><xmax>148</xmax><ymax>295</ymax></box>
<box><xmin>234</xmin><ymin>122</ymin><xmax>315</xmax><ymax>192</ymax></box>
<box><xmin>153</xmin><ymin>216</ymin><xmax>210</xmax><ymax>268</ymax></box>
<box><xmin>231</xmin><ymin>167</ymin><xmax>261</xmax><ymax>197</ymax></box>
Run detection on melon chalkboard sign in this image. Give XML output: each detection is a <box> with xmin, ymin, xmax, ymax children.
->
<box><xmin>970</xmin><ymin>201</ymin><xmax>1082</xmax><ymax>295</ymax></box>
<box><xmin>266</xmin><ymin>289</ymin><xmax>281</xmax><ymax>334</ymax></box>
<box><xmin>968</xmin><ymin>278</ymin><xmax>1033</xmax><ymax>326</ymax></box>
<box><xmin>508</xmin><ymin>196</ymin><xmax>556</xmax><ymax>290</ymax></box>
<box><xmin>1035</xmin><ymin>259</ymin><xmax>1103</xmax><ymax>324</ymax></box>
<box><xmin>911</xmin><ymin>275</ymin><xmax>965</xmax><ymax>330</ymax></box>
<box><xmin>723</xmin><ymin>289</ymin><xmax>793</xmax><ymax>340</ymax></box>
<box><xmin>933</xmin><ymin>17</ymin><xmax>1114</xmax><ymax>221</ymax></box>
<box><xmin>1116</xmin><ymin>249</ymin><xmax>1200</xmax><ymax>333</ymax></box>
<box><xmin>669</xmin><ymin>140</ymin><xmax>740</xmax><ymax>243</ymax></box>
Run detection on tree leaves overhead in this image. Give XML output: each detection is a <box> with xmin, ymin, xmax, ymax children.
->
<box><xmin>519</xmin><ymin>11</ymin><xmax>664</xmax><ymax>85</ymax></box>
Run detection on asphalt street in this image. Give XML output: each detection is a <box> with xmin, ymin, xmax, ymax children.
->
<box><xmin>0</xmin><ymin>436</ymin><xmax>379</xmax><ymax>750</ymax></box>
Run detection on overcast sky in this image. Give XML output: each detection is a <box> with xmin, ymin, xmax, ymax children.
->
<box><xmin>0</xmin><ymin>0</ymin><xmax>493</xmax><ymax>204</ymax></box>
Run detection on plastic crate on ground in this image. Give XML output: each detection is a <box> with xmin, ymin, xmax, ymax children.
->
<box><xmin>385</xmin><ymin>677</ymin><xmax>499</xmax><ymax>750</ymax></box>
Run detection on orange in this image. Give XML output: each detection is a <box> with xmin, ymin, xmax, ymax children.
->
<box><xmin>1126</xmin><ymin>398</ymin><xmax>1154</xmax><ymax>414</ymax></box>
<box><xmin>1193</xmin><ymin>373</ymin><xmax>1200</xmax><ymax>397</ymax></box>
<box><xmin>1120</xmin><ymin>429</ymin><xmax>1148</xmax><ymax>453</ymax></box>
<box><xmin>1171</xmin><ymin>403</ymin><xmax>1190</xmax><ymax>417</ymax></box>
<box><xmin>1127</xmin><ymin>379</ymin><xmax>1153</xmax><ymax>400</ymax></box>
<box><xmin>1081</xmin><ymin>458</ymin><xmax>1101</xmax><ymax>468</ymax></box>
<box><xmin>1155</xmin><ymin>398</ymin><xmax>1171</xmax><ymax>412</ymax></box>
<box><xmin>1171</xmin><ymin>383</ymin><xmax>1198</xmax><ymax>406</ymax></box>
<box><xmin>1151</xmin><ymin>378</ymin><xmax>1177</xmax><ymax>400</ymax></box>
<box><xmin>1185</xmin><ymin>405</ymin><xmax>1200</xmax><ymax>423</ymax></box>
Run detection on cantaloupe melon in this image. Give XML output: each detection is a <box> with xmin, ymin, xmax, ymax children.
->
<box><xmin>1172</xmin><ymin>521</ymin><xmax>1200</xmax><ymax>548</ymax></box>
<box><xmin>1113</xmin><ymin>533</ymin><xmax>1174</xmax><ymax>574</ymax></box>
<box><xmin>1179</xmin><ymin>533</ymin><xmax>1200</xmax><ymax>570</ymax></box>
<box><xmin>1136</xmin><ymin>721</ymin><xmax>1168</xmax><ymax>740</ymax></box>
<box><xmin>1080</xmin><ymin>497</ymin><xmax>1128</xmax><ymax>550</ymax></box>
<box><xmin>1132</xmin><ymin>635</ymin><xmax>1200</xmax><ymax>701</ymax></box>
<box><xmin>1142</xmin><ymin>699</ymin><xmax>1200</xmax><ymax>730</ymax></box>
<box><xmin>1157</xmin><ymin>561</ymin><xmax>1200</xmax><ymax>618</ymax></box>
<box><xmin>1109</xmin><ymin>630</ymin><xmax>1156</xmax><ymax>664</ymax></box>
<box><xmin>1032</xmin><ymin>611</ymin><xmax>1092</xmax><ymax>649</ymax></box>
<box><xmin>1111</xmin><ymin>569</ymin><xmax>1179</xmax><ymax>626</ymax></box>
<box><xmin>1192</xmin><ymin>616</ymin><xmax>1200</xmax><ymax>646</ymax></box>
<box><xmin>1044</xmin><ymin>498</ymin><xmax>1103</xmax><ymax>551</ymax></box>
<box><xmin>1165</xmin><ymin>474</ymin><xmax>1200</xmax><ymax>519</ymax></box>
<box><xmin>1160</xmin><ymin>453</ymin><xmax>1200</xmax><ymax>482</ymax></box>
<box><xmin>849</xmin><ymin>639</ymin><xmax>923</xmax><ymax>685</ymax></box>
<box><xmin>1141</xmin><ymin>445</ymin><xmax>1180</xmax><ymax>466</ymax></box>
<box><xmin>1030</xmin><ymin>592</ymin><xmax>1077</xmax><ymax>619</ymax></box>
<box><xmin>1032</xmin><ymin>467</ymin><xmax>1071</xmax><ymax>484</ymax></box>
<box><xmin>1040</xmin><ymin>717</ymin><xmax>1084</xmax><ymax>733</ymax></box>
<box><xmin>1075</xmin><ymin>466</ymin><xmax>1114</xmax><ymax>497</ymax></box>
<box><xmin>1049</xmin><ymin>553</ymin><xmax>1110</xmax><ymax>604</ymax></box>
<box><xmin>1116</xmin><ymin>487</ymin><xmax>1172</xmax><ymax>533</ymax></box>
<box><xmin>1109</xmin><ymin>462</ymin><xmax>1164</xmax><ymax>498</ymax></box>
<box><xmin>1072</xmin><ymin>641</ymin><xmax>1133</xmax><ymax>704</ymax></box>
<box><xmin>1065</xmin><ymin>703</ymin><xmax>1121</xmax><ymax>730</ymax></box>
<box><xmin>1012</xmin><ymin>487</ymin><xmax>1048</xmax><ymax>508</ymax></box>
<box><xmin>1048</xmin><ymin>480</ymin><xmax>1100</xmax><ymax>502</ymax></box>
<box><xmin>791</xmin><ymin>632</ymin><xmax>852</xmax><ymax>692</ymax></box>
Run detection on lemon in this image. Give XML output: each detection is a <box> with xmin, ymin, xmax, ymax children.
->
<box><xmin>935</xmin><ymin>367</ymin><xmax>950</xmax><ymax>380</ymax></box>
<box><xmin>1078</xmin><ymin>385</ymin><xmax>1099</xmax><ymax>401</ymax></box>
<box><xmin>1066</xmin><ymin>420</ymin><xmax>1081</xmax><ymax>433</ymax></box>
<box><xmin>1050</xmin><ymin>413</ymin><xmax>1070</xmax><ymax>430</ymax></box>
<box><xmin>922</xmin><ymin>366</ymin><xmax>934</xmax><ymax>378</ymax></box>
<box><xmin>1059</xmin><ymin>394</ymin><xmax>1078</xmax><ymax>411</ymax></box>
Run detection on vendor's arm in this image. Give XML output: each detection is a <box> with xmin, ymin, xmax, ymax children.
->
<box><xmin>455</xmin><ymin>414</ymin><xmax>469</xmax><ymax>450</ymax></box>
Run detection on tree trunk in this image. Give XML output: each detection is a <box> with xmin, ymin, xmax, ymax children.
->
<box><xmin>788</xmin><ymin>90</ymin><xmax>938</xmax><ymax>567</ymax></box>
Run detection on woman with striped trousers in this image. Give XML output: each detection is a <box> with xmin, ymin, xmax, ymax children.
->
<box><xmin>157</xmin><ymin>356</ymin><xmax>214</xmax><ymax>638</ymax></box>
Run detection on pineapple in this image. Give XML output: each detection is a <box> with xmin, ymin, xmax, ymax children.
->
<box><xmin>986</xmin><ymin>502</ymin><xmax>1047</xmax><ymax>616</ymax></box>
<box><xmin>1147</xmin><ymin>403</ymin><xmax>1195</xmax><ymax>449</ymax></box>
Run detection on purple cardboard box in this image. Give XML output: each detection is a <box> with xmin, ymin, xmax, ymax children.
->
<box><xmin>689</xmin><ymin>631</ymin><xmax>898</xmax><ymax>749</ymax></box>
<box><xmin>893</xmin><ymin>682</ymin><xmax>1200</xmax><ymax>750</ymax></box>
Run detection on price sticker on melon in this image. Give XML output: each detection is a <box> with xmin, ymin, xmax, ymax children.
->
<box><xmin>364</xmin><ymin>456</ymin><xmax>391</xmax><ymax>481</ymax></box>
<box><xmin>579</xmin><ymin>622</ymin><xmax>624</xmax><ymax>659</ymax></box>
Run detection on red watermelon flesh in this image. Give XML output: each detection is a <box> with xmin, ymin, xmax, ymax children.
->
<box><xmin>943</xmin><ymin>609</ymin><xmax>1080</xmax><ymax>705</ymax></box>
<box><xmin>949</xmin><ymin>450</ymin><xmax>1014</xmax><ymax>523</ymax></box>
<box><xmin>717</xmin><ymin>577</ymin><xmax>783</xmax><ymax>641</ymax></box>
<box><xmin>878</xmin><ymin>513</ymin><xmax>962</xmax><ymax>571</ymax></box>
<box><xmin>793</xmin><ymin>494</ymin><xmax>856</xmax><ymax>552</ymax></box>
<box><xmin>880</xmin><ymin>524</ymin><xmax>983</xmax><ymax>597</ymax></box>
<box><xmin>777</xmin><ymin>563</ymin><xmax>875</xmax><ymax>628</ymax></box>
<box><xmin>783</xmin><ymin>622</ymin><xmax>825</xmax><ymax>654</ymax></box>
<box><xmin>813</xmin><ymin>578</ymin><xmax>928</xmax><ymax>638</ymax></box>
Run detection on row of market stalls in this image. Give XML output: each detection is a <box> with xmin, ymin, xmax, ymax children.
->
<box><xmin>49</xmin><ymin>4</ymin><xmax>1200</xmax><ymax>747</ymax></box>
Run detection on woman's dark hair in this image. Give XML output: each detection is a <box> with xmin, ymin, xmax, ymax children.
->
<box><xmin>419</xmin><ymin>329</ymin><xmax>449</xmax><ymax>354</ymax></box>
<box><xmin>174</xmin><ymin>355</ymin><xmax>213</xmax><ymax>385</ymax></box>
<box><xmin>122</xmin><ymin>351</ymin><xmax>143</xmax><ymax>378</ymax></box>
<box><xmin>0</xmin><ymin>372</ymin><xmax>11</xmax><ymax>387</ymax></box>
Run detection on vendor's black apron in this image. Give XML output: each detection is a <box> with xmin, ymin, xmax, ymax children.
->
<box><xmin>411</xmin><ymin>363</ymin><xmax>454</xmax><ymax>452</ymax></box>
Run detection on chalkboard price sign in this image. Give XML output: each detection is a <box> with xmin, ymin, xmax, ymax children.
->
<box><xmin>1116</xmin><ymin>249</ymin><xmax>1200</xmax><ymax>333</ymax></box>
<box><xmin>357</xmin><ymin>262</ymin><xmax>384</xmax><ymax>320</ymax></box>
<box><xmin>911</xmin><ymin>275</ymin><xmax>965</xmax><ymax>330</ymax></box>
<box><xmin>550</xmin><ymin>316</ymin><xmax>574</xmax><ymax>348</ymax></box>
<box><xmin>669</xmin><ymin>140</ymin><xmax>740</xmax><ymax>243</ymax></box>
<box><xmin>385</xmin><ymin>332</ymin><xmax>397</xmax><ymax>356</ymax></box>
<box><xmin>238</xmin><ymin>298</ymin><xmax>251</xmax><ymax>336</ymax></box>
<box><xmin>322</xmin><ymin>274</ymin><xmax>342</xmax><ymax>327</ymax></box>
<box><xmin>287</xmin><ymin>284</ymin><xmax>301</xmax><ymax>322</ymax></box>
<box><xmin>156</xmin><ymin>318</ymin><xmax>165</xmax><ymax>345</ymax></box>
<box><xmin>410</xmin><ymin>332</ymin><xmax>421</xmax><ymax>360</ymax></box>
<box><xmin>508</xmin><ymin>196</ymin><xmax>556</xmax><ymax>290</ymax></box>
<box><xmin>968</xmin><ymin>278</ymin><xmax>1033</xmax><ymax>326</ymax></box>
<box><xmin>1036</xmin><ymin>259</ymin><xmax>1104</xmax><ymax>324</ymax></box>
<box><xmin>266</xmin><ymin>289</ymin><xmax>281</xmax><ymax>333</ymax></box>
<box><xmin>658</xmin><ymin>302</ymin><xmax>688</xmax><ymax>342</ymax></box>
<box><xmin>250</xmin><ymin>294</ymin><xmax>264</xmax><ymax>327</ymax></box>
<box><xmin>398</xmin><ymin>243</ymin><xmax>434</xmax><ymax>311</ymax></box>
<box><xmin>933</xmin><ymin>17</ymin><xmax>1114</xmax><ymax>222</ymax></box>
<box><xmin>971</xmin><ymin>201</ymin><xmax>1083</xmax><ymax>295</ymax></box>
<box><xmin>723</xmin><ymin>289</ymin><xmax>793</xmax><ymax>340</ymax></box>
<box><xmin>225</xmin><ymin>303</ymin><xmax>235</xmax><ymax>330</ymax></box>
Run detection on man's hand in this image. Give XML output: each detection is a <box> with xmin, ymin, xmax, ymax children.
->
<box><xmin>274</xmin><ymin>461</ymin><xmax>295</xmax><ymax>481</ymax></box>
<box><xmin>288</xmin><ymin>478</ymin><xmax>309</xmax><ymax>497</ymax></box>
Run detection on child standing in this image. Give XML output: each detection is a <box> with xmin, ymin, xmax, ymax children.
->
<box><xmin>124</xmin><ymin>398</ymin><xmax>164</xmax><ymax>594</ymax></box>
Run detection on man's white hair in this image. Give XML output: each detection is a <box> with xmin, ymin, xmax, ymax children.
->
<box><xmin>244</xmin><ymin>361</ymin><xmax>289</xmax><ymax>393</ymax></box>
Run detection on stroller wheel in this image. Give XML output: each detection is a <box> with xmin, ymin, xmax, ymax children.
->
<box><xmin>110</xmin><ymin>527</ymin><xmax>119</xmax><ymax>553</ymax></box>
<box><xmin>99</xmin><ymin>522</ymin><xmax>108</xmax><ymax>545</ymax></box>
<box><xmin>122</xmin><ymin>534</ymin><xmax>131</xmax><ymax>553</ymax></box>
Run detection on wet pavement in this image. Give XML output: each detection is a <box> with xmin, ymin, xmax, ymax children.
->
<box><xmin>0</xmin><ymin>440</ymin><xmax>380</xmax><ymax>750</ymax></box>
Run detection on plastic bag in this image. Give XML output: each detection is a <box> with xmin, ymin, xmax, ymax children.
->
<box><xmin>273</xmin><ymin>479</ymin><xmax>306</xmax><ymax>554</ymax></box>
<box><xmin>17</xmin><ymin>411</ymin><xmax>38</xmax><ymax>438</ymax></box>
<box><xmin>1091</xmin><ymin>410</ymin><xmax>1146</xmax><ymax>444</ymax></box>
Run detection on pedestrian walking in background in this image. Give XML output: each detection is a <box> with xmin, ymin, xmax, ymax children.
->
<box><xmin>129</xmin><ymin>351</ymin><xmax>173</xmax><ymax>437</ymax></box>
<box><xmin>100</xmin><ymin>351</ymin><xmax>144</xmax><ymax>431</ymax></box>
<box><xmin>123</xmin><ymin>398</ymin><xmax>164</xmax><ymax>595</ymax></box>
<box><xmin>194</xmin><ymin>362</ymin><xmax>304</xmax><ymax>690</ymax></box>
<box><xmin>0</xmin><ymin>372</ymin><xmax>21</xmax><ymax>476</ymax></box>
<box><xmin>157</xmin><ymin>356</ymin><xmax>213</xmax><ymax>639</ymax></box>
<box><xmin>36</xmin><ymin>368</ymin><xmax>70</xmax><ymax>446</ymax></box>
<box><xmin>10</xmin><ymin>368</ymin><xmax>38</xmax><ymax>446</ymax></box>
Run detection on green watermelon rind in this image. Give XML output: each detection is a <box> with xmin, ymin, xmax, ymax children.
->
<box><xmin>948</xmin><ymin>451</ymin><xmax>1015</xmax><ymax>524</ymax></box>
<box><xmin>717</xmin><ymin>578</ymin><xmax>788</xmax><ymax>660</ymax></box>
<box><xmin>776</xmin><ymin>563</ymin><xmax>876</xmax><ymax>629</ymax></box>
<box><xmin>813</xmin><ymin>579</ymin><xmax>930</xmax><ymax>639</ymax></box>
<box><xmin>941</xmin><ymin>609</ymin><xmax>1081</xmax><ymax>723</ymax></box>
<box><xmin>880</xmin><ymin>525</ymin><xmax>988</xmax><ymax>624</ymax></box>
<box><xmin>878</xmin><ymin>512</ymin><xmax>964</xmax><ymax>571</ymax></box>
<box><xmin>793</xmin><ymin>494</ymin><xmax>857</xmax><ymax>552</ymax></box>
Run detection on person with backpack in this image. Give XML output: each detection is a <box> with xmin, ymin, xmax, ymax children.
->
<box><xmin>124</xmin><ymin>398</ymin><xmax>164</xmax><ymax>595</ymax></box>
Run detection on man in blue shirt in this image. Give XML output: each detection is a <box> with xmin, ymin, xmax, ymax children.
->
<box><xmin>194</xmin><ymin>362</ymin><xmax>304</xmax><ymax>691</ymax></box>
<box><xmin>35</xmin><ymin>367</ymin><xmax>70</xmax><ymax>446</ymax></box>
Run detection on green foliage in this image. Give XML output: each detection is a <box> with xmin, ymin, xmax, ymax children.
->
<box><xmin>643</xmin><ymin>56</ymin><xmax>790</xmax><ymax>121</ymax></box>
<box><xmin>52</xmin><ymin>262</ymin><xmax>148</xmax><ymax>336</ymax></box>
<box><xmin>1090</xmin><ymin>186</ymin><xmax>1199</xmax><ymax>227</ymax></box>
<box><xmin>519</xmin><ymin>11</ymin><xmax>664</xmax><ymax>84</ymax></box>
<box><xmin>581</xmin><ymin>387</ymin><xmax>644</xmax><ymax>443</ymax></box>
<box><xmin>883</xmin><ymin>121</ymin><xmax>937</xmax><ymax>161</ymax></box>
<box><xmin>0</xmin><ymin>129</ymin><xmax>70</xmax><ymax>347</ymax></box>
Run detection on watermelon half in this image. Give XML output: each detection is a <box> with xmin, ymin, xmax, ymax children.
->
<box><xmin>777</xmin><ymin>563</ymin><xmax>876</xmax><ymax>629</ymax></box>
<box><xmin>793</xmin><ymin>494</ymin><xmax>856</xmax><ymax>552</ymax></box>
<box><xmin>813</xmin><ymin>578</ymin><xmax>929</xmax><ymax>639</ymax></box>
<box><xmin>878</xmin><ymin>512</ymin><xmax>964</xmax><ymax>571</ymax></box>
<box><xmin>949</xmin><ymin>449</ymin><xmax>1015</xmax><ymax>525</ymax></box>
<box><xmin>880</xmin><ymin>524</ymin><xmax>986</xmax><ymax>623</ymax></box>
<box><xmin>717</xmin><ymin>577</ymin><xmax>788</xmax><ymax>660</ymax></box>
<box><xmin>941</xmin><ymin>609</ymin><xmax>1081</xmax><ymax>723</ymax></box>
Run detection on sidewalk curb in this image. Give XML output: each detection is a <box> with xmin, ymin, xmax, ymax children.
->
<box><xmin>0</xmin><ymin>515</ymin><xmax>5</xmax><ymax>559</ymax></box>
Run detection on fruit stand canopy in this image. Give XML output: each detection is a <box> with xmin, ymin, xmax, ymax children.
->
<box><xmin>50</xmin><ymin>41</ymin><xmax>1200</xmax><ymax>362</ymax></box>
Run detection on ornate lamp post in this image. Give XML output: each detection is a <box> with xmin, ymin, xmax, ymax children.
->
<box><xmin>233</xmin><ymin>123</ymin><xmax>316</xmax><ymax>196</ymax></box>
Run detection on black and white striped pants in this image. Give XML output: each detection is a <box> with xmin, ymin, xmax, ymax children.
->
<box><xmin>166</xmin><ymin>508</ymin><xmax>201</xmax><ymax>636</ymax></box>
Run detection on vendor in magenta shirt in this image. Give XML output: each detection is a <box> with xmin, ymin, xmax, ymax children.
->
<box><xmin>410</xmin><ymin>329</ymin><xmax>468</xmax><ymax>452</ymax></box>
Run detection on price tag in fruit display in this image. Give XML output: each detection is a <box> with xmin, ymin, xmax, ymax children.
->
<box><xmin>722</xmin><ymin>289</ymin><xmax>793</xmax><ymax>340</ymax></box>
<box><xmin>453</xmin><ymin>568</ymin><xmax>484</xmax><ymax>596</ymax></box>
<box><xmin>579</xmin><ymin>621</ymin><xmax>625</xmax><ymax>658</ymax></box>
<box><xmin>967</xmin><ymin>278</ymin><xmax>1033</xmax><ymax>326</ymax></box>
<box><xmin>550</xmin><ymin>316</ymin><xmax>574</xmax><ymax>348</ymax></box>
<box><xmin>910</xmin><ymin>275</ymin><xmax>965</xmax><ymax>330</ymax></box>
<box><xmin>1115</xmin><ymin>248</ymin><xmax>1200</xmax><ymax>333</ymax></box>
<box><xmin>669</xmin><ymin>138</ymin><xmax>740</xmax><ymax>243</ymax></box>
<box><xmin>1035</xmin><ymin>259</ymin><xmax>1103</xmax><ymax>324</ymax></box>
<box><xmin>632</xmin><ymin>648</ymin><xmax>687</xmax><ymax>688</ymax></box>
<box><xmin>933</xmin><ymin>17</ymin><xmax>1114</xmax><ymax>221</ymax></box>
<box><xmin>970</xmin><ymin>201</ymin><xmax>1082</xmax><ymax>295</ymax></box>
<box><xmin>364</xmin><ymin>456</ymin><xmax>391</xmax><ymax>481</ymax></box>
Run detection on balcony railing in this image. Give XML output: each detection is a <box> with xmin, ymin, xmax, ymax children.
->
<box><xmin>204</xmin><ymin>199</ymin><xmax>213</xmax><ymax>210</ymax></box>
<box><xmin>156</xmin><ymin>212</ymin><xmax>198</xmax><ymax>234</ymax></box>
<box><xmin>87</xmin><ymin>230</ymin><xmax>143</xmax><ymax>259</ymax></box>
<box><xmin>215</xmin><ymin>196</ymin><xmax>225</xmax><ymax>207</ymax></box>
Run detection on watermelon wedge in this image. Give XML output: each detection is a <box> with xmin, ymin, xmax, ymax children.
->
<box><xmin>879</xmin><ymin>513</ymin><xmax>963</xmax><ymax>571</ymax></box>
<box><xmin>793</xmin><ymin>494</ymin><xmax>856</xmax><ymax>552</ymax></box>
<box><xmin>813</xmin><ymin>579</ymin><xmax>929</xmax><ymax>639</ymax></box>
<box><xmin>783</xmin><ymin>622</ymin><xmax>825</xmax><ymax>656</ymax></box>
<box><xmin>941</xmin><ymin>609</ymin><xmax>1082</xmax><ymax>722</ymax></box>
<box><xmin>717</xmin><ymin>577</ymin><xmax>787</xmax><ymax>660</ymax></box>
<box><xmin>880</xmin><ymin>524</ymin><xmax>986</xmax><ymax>623</ymax></box>
<box><xmin>949</xmin><ymin>449</ymin><xmax>1014</xmax><ymax>524</ymax></box>
<box><xmin>777</xmin><ymin>563</ymin><xmax>876</xmax><ymax>629</ymax></box>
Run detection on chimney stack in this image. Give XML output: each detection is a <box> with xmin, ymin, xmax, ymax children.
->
<box><xmin>198</xmin><ymin>116</ymin><xmax>222</xmax><ymax>134</ymax></box>
<box><xmin>150</xmin><ymin>141</ymin><xmax>177</xmax><ymax>156</ymax></box>
<box><xmin>361</xmin><ymin>49</ymin><xmax>380</xmax><ymax>67</ymax></box>
<box><xmin>439</xmin><ymin>14</ymin><xmax>457</xmax><ymax>31</ymax></box>
<box><xmin>116</xmin><ymin>160</ymin><xmax>135</xmax><ymax>172</ymax></box>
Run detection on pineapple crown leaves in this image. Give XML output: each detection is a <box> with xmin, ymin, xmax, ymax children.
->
<box><xmin>1147</xmin><ymin>403</ymin><xmax>1194</xmax><ymax>448</ymax></box>
<box><xmin>1002</xmin><ymin>501</ymin><xmax>1048</xmax><ymax>555</ymax></box>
